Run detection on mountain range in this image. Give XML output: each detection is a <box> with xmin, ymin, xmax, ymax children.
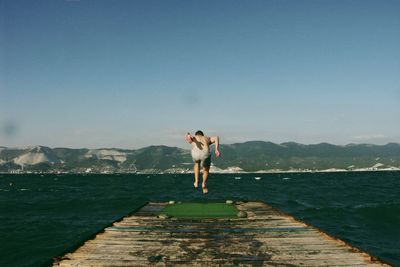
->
<box><xmin>1</xmin><ymin>142</ymin><xmax>400</xmax><ymax>173</ymax></box>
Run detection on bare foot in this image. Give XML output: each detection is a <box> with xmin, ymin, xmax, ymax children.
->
<box><xmin>202</xmin><ymin>184</ymin><xmax>208</xmax><ymax>194</ymax></box>
<box><xmin>194</xmin><ymin>181</ymin><xmax>198</xmax><ymax>188</ymax></box>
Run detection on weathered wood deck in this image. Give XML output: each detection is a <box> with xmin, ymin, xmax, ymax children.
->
<box><xmin>53</xmin><ymin>201</ymin><xmax>390</xmax><ymax>266</ymax></box>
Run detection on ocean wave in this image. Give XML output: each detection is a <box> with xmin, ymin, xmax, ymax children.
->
<box><xmin>350</xmin><ymin>201</ymin><xmax>400</xmax><ymax>210</ymax></box>
<box><xmin>288</xmin><ymin>199</ymin><xmax>318</xmax><ymax>209</ymax></box>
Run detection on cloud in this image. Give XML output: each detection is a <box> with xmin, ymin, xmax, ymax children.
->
<box><xmin>353</xmin><ymin>134</ymin><xmax>387</xmax><ymax>141</ymax></box>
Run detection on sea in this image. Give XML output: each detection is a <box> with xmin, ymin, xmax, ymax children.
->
<box><xmin>0</xmin><ymin>171</ymin><xmax>399</xmax><ymax>267</ymax></box>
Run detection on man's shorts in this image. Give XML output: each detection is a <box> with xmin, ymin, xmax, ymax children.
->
<box><xmin>194</xmin><ymin>154</ymin><xmax>211</xmax><ymax>168</ymax></box>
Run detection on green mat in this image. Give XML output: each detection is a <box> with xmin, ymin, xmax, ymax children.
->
<box><xmin>159</xmin><ymin>203</ymin><xmax>238</xmax><ymax>219</ymax></box>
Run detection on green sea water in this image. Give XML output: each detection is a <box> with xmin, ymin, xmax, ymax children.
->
<box><xmin>0</xmin><ymin>172</ymin><xmax>399</xmax><ymax>267</ymax></box>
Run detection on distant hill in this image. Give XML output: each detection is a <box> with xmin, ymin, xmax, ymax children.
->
<box><xmin>1</xmin><ymin>142</ymin><xmax>400</xmax><ymax>173</ymax></box>
<box><xmin>217</xmin><ymin>141</ymin><xmax>400</xmax><ymax>171</ymax></box>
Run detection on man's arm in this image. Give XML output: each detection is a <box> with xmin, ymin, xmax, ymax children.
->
<box><xmin>210</xmin><ymin>136</ymin><xmax>220</xmax><ymax>157</ymax></box>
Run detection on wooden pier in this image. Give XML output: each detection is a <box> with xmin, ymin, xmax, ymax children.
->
<box><xmin>53</xmin><ymin>201</ymin><xmax>390</xmax><ymax>266</ymax></box>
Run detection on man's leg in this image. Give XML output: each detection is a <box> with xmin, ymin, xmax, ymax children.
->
<box><xmin>202</xmin><ymin>166</ymin><xmax>209</xmax><ymax>194</ymax></box>
<box><xmin>194</xmin><ymin>162</ymin><xmax>200</xmax><ymax>188</ymax></box>
<box><xmin>201</xmin><ymin>155</ymin><xmax>211</xmax><ymax>194</ymax></box>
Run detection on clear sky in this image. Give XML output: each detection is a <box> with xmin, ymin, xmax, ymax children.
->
<box><xmin>1</xmin><ymin>0</ymin><xmax>399</xmax><ymax>149</ymax></box>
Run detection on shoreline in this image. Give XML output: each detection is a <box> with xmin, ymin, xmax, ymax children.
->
<box><xmin>2</xmin><ymin>168</ymin><xmax>400</xmax><ymax>175</ymax></box>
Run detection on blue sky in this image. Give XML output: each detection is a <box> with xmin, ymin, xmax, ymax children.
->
<box><xmin>1</xmin><ymin>0</ymin><xmax>399</xmax><ymax>148</ymax></box>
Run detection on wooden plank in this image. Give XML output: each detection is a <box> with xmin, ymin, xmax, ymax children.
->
<box><xmin>69</xmin><ymin>245</ymin><xmax>354</xmax><ymax>256</ymax></box>
<box><xmin>92</xmin><ymin>233</ymin><xmax>327</xmax><ymax>241</ymax></box>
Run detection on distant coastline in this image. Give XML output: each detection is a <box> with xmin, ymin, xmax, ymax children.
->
<box><xmin>3</xmin><ymin>168</ymin><xmax>400</xmax><ymax>175</ymax></box>
<box><xmin>1</xmin><ymin>142</ymin><xmax>400</xmax><ymax>174</ymax></box>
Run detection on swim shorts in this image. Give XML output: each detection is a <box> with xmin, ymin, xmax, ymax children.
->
<box><xmin>198</xmin><ymin>153</ymin><xmax>211</xmax><ymax>168</ymax></box>
<box><xmin>192</xmin><ymin>150</ymin><xmax>211</xmax><ymax>168</ymax></box>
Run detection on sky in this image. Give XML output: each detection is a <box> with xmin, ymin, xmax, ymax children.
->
<box><xmin>1</xmin><ymin>0</ymin><xmax>400</xmax><ymax>149</ymax></box>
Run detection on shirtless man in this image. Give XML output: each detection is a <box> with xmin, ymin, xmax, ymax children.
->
<box><xmin>185</xmin><ymin>130</ymin><xmax>220</xmax><ymax>194</ymax></box>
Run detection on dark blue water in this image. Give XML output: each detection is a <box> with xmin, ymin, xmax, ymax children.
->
<box><xmin>0</xmin><ymin>172</ymin><xmax>399</xmax><ymax>267</ymax></box>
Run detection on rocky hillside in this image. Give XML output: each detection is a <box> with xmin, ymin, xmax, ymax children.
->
<box><xmin>1</xmin><ymin>142</ymin><xmax>400</xmax><ymax>173</ymax></box>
